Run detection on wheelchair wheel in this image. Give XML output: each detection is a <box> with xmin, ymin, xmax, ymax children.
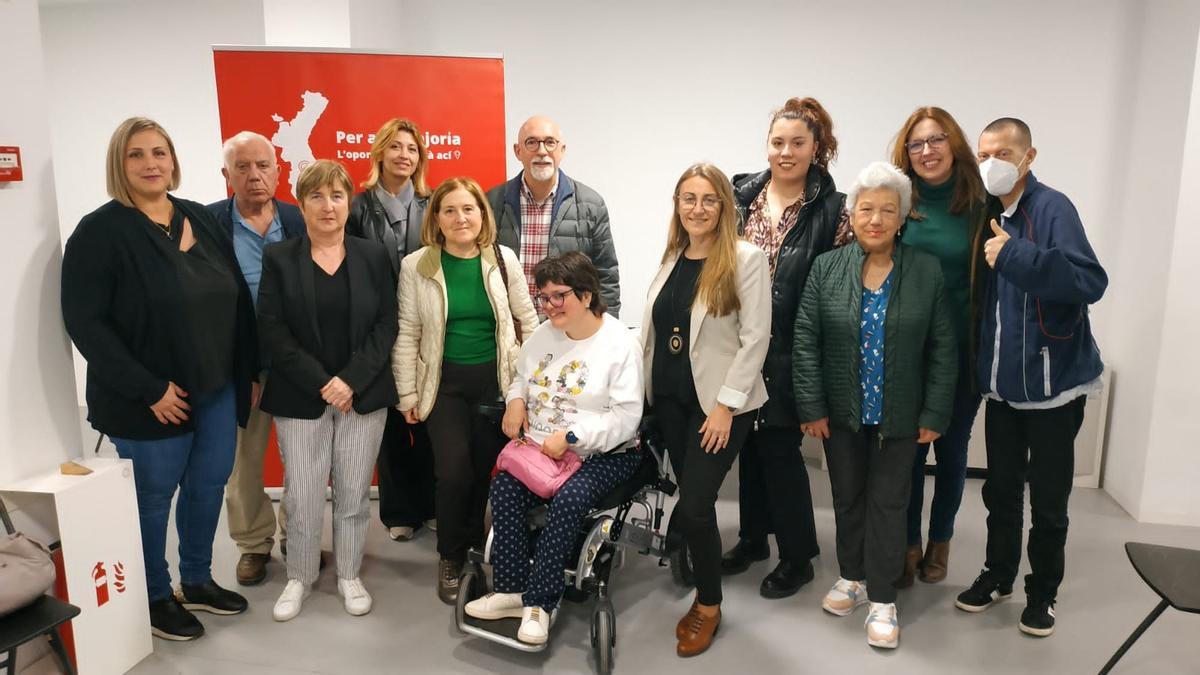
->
<box><xmin>591</xmin><ymin>604</ymin><xmax>614</xmax><ymax>675</ymax></box>
<box><xmin>454</xmin><ymin>564</ymin><xmax>485</xmax><ymax>631</ymax></box>
<box><xmin>669</xmin><ymin>545</ymin><xmax>695</xmax><ymax>588</ymax></box>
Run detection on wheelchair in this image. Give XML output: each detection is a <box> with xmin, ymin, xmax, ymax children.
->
<box><xmin>453</xmin><ymin>419</ymin><xmax>679</xmax><ymax>674</ymax></box>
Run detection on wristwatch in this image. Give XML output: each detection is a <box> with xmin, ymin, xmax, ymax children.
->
<box><xmin>565</xmin><ymin>430</ymin><xmax>579</xmax><ymax>445</ymax></box>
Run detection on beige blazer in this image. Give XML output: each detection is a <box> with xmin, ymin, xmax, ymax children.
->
<box><xmin>392</xmin><ymin>243</ymin><xmax>540</xmax><ymax>421</ymax></box>
<box><xmin>641</xmin><ymin>239</ymin><xmax>771</xmax><ymax>415</ymax></box>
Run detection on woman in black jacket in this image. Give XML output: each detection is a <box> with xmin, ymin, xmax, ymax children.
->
<box><xmin>345</xmin><ymin>117</ymin><xmax>435</xmax><ymax>542</ymax></box>
<box><xmin>61</xmin><ymin>117</ymin><xmax>258</xmax><ymax>642</ymax></box>
<box><xmin>258</xmin><ymin>160</ymin><xmax>398</xmax><ymax>623</ymax></box>
<box><xmin>721</xmin><ymin>97</ymin><xmax>848</xmax><ymax>598</ymax></box>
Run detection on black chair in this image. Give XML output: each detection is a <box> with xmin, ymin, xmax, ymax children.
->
<box><xmin>1099</xmin><ymin>541</ymin><xmax>1200</xmax><ymax>674</ymax></box>
<box><xmin>0</xmin><ymin>500</ymin><xmax>81</xmax><ymax>675</ymax></box>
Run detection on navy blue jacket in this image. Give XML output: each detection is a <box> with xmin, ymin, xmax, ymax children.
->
<box><xmin>976</xmin><ymin>173</ymin><xmax>1107</xmax><ymax>403</ymax></box>
<box><xmin>206</xmin><ymin>197</ymin><xmax>306</xmax><ymax>243</ymax></box>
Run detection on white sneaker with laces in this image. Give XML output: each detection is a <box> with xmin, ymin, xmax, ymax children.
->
<box><xmin>516</xmin><ymin>606</ymin><xmax>553</xmax><ymax>645</ymax></box>
<box><xmin>338</xmin><ymin>577</ymin><xmax>373</xmax><ymax>616</ymax></box>
<box><xmin>865</xmin><ymin>602</ymin><xmax>900</xmax><ymax>648</ymax></box>
<box><xmin>822</xmin><ymin>577</ymin><xmax>868</xmax><ymax>616</ymax></box>
<box><xmin>465</xmin><ymin>592</ymin><xmax>523</xmax><ymax>620</ymax></box>
<box><xmin>273</xmin><ymin>579</ymin><xmax>309</xmax><ymax>622</ymax></box>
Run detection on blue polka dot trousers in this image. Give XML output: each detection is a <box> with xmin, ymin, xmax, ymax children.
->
<box><xmin>489</xmin><ymin>451</ymin><xmax>642</xmax><ymax>610</ymax></box>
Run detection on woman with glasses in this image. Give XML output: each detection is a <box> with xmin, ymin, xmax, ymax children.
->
<box><xmin>346</xmin><ymin>117</ymin><xmax>437</xmax><ymax>543</ymax></box>
<box><xmin>642</xmin><ymin>163</ymin><xmax>771</xmax><ymax>658</ymax></box>
<box><xmin>392</xmin><ymin>177</ymin><xmax>539</xmax><ymax>604</ymax></box>
<box><xmin>464</xmin><ymin>252</ymin><xmax>643</xmax><ymax>645</ymax></box>
<box><xmin>721</xmin><ymin>96</ymin><xmax>847</xmax><ymax>599</ymax></box>
<box><xmin>794</xmin><ymin>161</ymin><xmax>956</xmax><ymax>649</ymax></box>
<box><xmin>888</xmin><ymin>107</ymin><xmax>993</xmax><ymax>587</ymax></box>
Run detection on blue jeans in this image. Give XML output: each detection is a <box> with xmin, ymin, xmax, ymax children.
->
<box><xmin>112</xmin><ymin>384</ymin><xmax>237</xmax><ymax>602</ymax></box>
<box><xmin>906</xmin><ymin>359</ymin><xmax>981</xmax><ymax>546</ymax></box>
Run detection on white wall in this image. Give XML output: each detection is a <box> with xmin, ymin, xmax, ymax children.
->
<box><xmin>32</xmin><ymin>0</ymin><xmax>1200</xmax><ymax>523</ymax></box>
<box><xmin>1100</xmin><ymin>0</ymin><xmax>1200</xmax><ymax>521</ymax></box>
<box><xmin>0</xmin><ymin>0</ymin><xmax>82</xmax><ymax>484</ymax></box>
<box><xmin>41</xmin><ymin>0</ymin><xmax>265</xmax><ymax>406</ymax></box>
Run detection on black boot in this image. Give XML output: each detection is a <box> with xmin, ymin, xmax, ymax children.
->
<box><xmin>720</xmin><ymin>539</ymin><xmax>769</xmax><ymax>575</ymax></box>
<box><xmin>759</xmin><ymin>559</ymin><xmax>815</xmax><ymax>599</ymax></box>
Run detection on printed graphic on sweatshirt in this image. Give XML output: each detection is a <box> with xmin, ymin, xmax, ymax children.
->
<box><xmin>527</xmin><ymin>353</ymin><xmax>590</xmax><ymax>435</ymax></box>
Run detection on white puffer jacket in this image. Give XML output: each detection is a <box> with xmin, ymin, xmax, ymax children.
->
<box><xmin>392</xmin><ymin>243</ymin><xmax>540</xmax><ymax>420</ymax></box>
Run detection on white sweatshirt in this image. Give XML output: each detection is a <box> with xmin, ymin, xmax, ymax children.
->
<box><xmin>505</xmin><ymin>314</ymin><xmax>644</xmax><ymax>457</ymax></box>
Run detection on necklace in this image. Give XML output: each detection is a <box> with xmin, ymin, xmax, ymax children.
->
<box><xmin>665</xmin><ymin>256</ymin><xmax>695</xmax><ymax>356</ymax></box>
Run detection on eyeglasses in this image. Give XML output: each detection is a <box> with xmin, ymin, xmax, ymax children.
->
<box><xmin>535</xmin><ymin>288</ymin><xmax>575</xmax><ymax>308</ymax></box>
<box><xmin>522</xmin><ymin>137</ymin><xmax>560</xmax><ymax>152</ymax></box>
<box><xmin>677</xmin><ymin>193</ymin><xmax>721</xmax><ymax>210</ymax></box>
<box><xmin>906</xmin><ymin>133</ymin><xmax>950</xmax><ymax>155</ymax></box>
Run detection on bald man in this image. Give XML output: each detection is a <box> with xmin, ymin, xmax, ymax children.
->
<box><xmin>486</xmin><ymin>116</ymin><xmax>620</xmax><ymax>317</ymax></box>
<box><xmin>208</xmin><ymin>131</ymin><xmax>305</xmax><ymax>585</ymax></box>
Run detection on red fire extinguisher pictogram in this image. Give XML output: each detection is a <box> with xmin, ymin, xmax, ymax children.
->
<box><xmin>94</xmin><ymin>561</ymin><xmax>109</xmax><ymax>607</ymax></box>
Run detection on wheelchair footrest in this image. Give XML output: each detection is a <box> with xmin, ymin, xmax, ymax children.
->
<box><xmin>459</xmin><ymin>614</ymin><xmax>548</xmax><ymax>653</ymax></box>
<box><xmin>615</xmin><ymin>522</ymin><xmax>665</xmax><ymax>556</ymax></box>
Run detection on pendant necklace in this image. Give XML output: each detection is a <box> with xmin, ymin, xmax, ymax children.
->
<box><xmin>667</xmin><ymin>257</ymin><xmax>689</xmax><ymax>356</ymax></box>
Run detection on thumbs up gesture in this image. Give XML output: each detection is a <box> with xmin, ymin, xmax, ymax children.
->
<box><xmin>984</xmin><ymin>219</ymin><xmax>1010</xmax><ymax>268</ymax></box>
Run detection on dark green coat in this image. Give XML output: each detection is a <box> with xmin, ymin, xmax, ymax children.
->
<box><xmin>792</xmin><ymin>243</ymin><xmax>956</xmax><ymax>439</ymax></box>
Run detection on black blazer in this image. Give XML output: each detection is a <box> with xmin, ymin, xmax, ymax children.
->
<box><xmin>61</xmin><ymin>197</ymin><xmax>258</xmax><ymax>440</ymax></box>
<box><xmin>206</xmin><ymin>197</ymin><xmax>307</xmax><ymax>241</ymax></box>
<box><xmin>257</xmin><ymin>236</ymin><xmax>399</xmax><ymax>418</ymax></box>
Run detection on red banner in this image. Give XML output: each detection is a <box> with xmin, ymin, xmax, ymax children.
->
<box><xmin>212</xmin><ymin>48</ymin><xmax>506</xmax><ymax>201</ymax></box>
<box><xmin>214</xmin><ymin>48</ymin><xmax>506</xmax><ymax>487</ymax></box>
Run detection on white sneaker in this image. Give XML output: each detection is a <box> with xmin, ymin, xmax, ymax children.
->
<box><xmin>388</xmin><ymin>526</ymin><xmax>414</xmax><ymax>541</ymax></box>
<box><xmin>866</xmin><ymin>602</ymin><xmax>899</xmax><ymax>648</ymax></box>
<box><xmin>822</xmin><ymin>578</ymin><xmax>868</xmax><ymax>616</ymax></box>
<box><xmin>516</xmin><ymin>606</ymin><xmax>552</xmax><ymax>645</ymax></box>
<box><xmin>273</xmin><ymin>579</ymin><xmax>309</xmax><ymax>622</ymax></box>
<box><xmin>425</xmin><ymin>518</ymin><xmax>438</xmax><ymax>532</ymax></box>
<box><xmin>337</xmin><ymin>577</ymin><xmax>373</xmax><ymax>616</ymax></box>
<box><xmin>464</xmin><ymin>592</ymin><xmax>523</xmax><ymax>620</ymax></box>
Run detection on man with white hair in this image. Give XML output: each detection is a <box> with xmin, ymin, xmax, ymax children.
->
<box><xmin>208</xmin><ymin>131</ymin><xmax>306</xmax><ymax>586</ymax></box>
<box><xmin>486</xmin><ymin>115</ymin><xmax>620</xmax><ymax>318</ymax></box>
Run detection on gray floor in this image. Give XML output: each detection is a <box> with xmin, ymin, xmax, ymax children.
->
<box><xmin>123</xmin><ymin>466</ymin><xmax>1200</xmax><ymax>675</ymax></box>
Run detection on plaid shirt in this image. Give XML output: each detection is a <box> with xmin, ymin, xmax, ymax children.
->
<box><xmin>519</xmin><ymin>178</ymin><xmax>556</xmax><ymax>318</ymax></box>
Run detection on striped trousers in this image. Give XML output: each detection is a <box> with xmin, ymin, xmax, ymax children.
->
<box><xmin>276</xmin><ymin>405</ymin><xmax>387</xmax><ymax>585</ymax></box>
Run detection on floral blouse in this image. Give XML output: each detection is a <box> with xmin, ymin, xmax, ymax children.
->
<box><xmin>859</xmin><ymin>272</ymin><xmax>894</xmax><ymax>425</ymax></box>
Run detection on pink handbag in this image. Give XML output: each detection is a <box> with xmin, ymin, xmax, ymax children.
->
<box><xmin>495</xmin><ymin>437</ymin><xmax>582</xmax><ymax>498</ymax></box>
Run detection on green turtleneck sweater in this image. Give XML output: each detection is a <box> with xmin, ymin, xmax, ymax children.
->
<box><xmin>903</xmin><ymin>175</ymin><xmax>971</xmax><ymax>344</ymax></box>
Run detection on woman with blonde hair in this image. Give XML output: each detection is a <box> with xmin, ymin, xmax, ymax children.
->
<box><xmin>642</xmin><ymin>163</ymin><xmax>771</xmax><ymax>657</ymax></box>
<box><xmin>346</xmin><ymin>117</ymin><xmax>437</xmax><ymax>543</ymax></box>
<box><xmin>62</xmin><ymin>117</ymin><xmax>258</xmax><ymax>641</ymax></box>
<box><xmin>392</xmin><ymin>176</ymin><xmax>539</xmax><ymax>604</ymax></box>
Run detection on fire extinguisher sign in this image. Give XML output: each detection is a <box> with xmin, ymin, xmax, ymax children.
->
<box><xmin>93</xmin><ymin>560</ymin><xmax>127</xmax><ymax>607</ymax></box>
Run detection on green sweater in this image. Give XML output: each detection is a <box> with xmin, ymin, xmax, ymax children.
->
<box><xmin>792</xmin><ymin>243</ymin><xmax>957</xmax><ymax>438</ymax></box>
<box><xmin>902</xmin><ymin>176</ymin><xmax>972</xmax><ymax>345</ymax></box>
<box><xmin>441</xmin><ymin>250</ymin><xmax>497</xmax><ymax>364</ymax></box>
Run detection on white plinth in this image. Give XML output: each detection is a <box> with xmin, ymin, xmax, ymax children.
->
<box><xmin>2</xmin><ymin>457</ymin><xmax>152</xmax><ymax>675</ymax></box>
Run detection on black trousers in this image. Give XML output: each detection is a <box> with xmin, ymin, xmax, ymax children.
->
<box><xmin>736</xmin><ymin>424</ymin><xmax>820</xmax><ymax>563</ymax></box>
<box><xmin>423</xmin><ymin>361</ymin><xmax>504</xmax><ymax>562</ymax></box>
<box><xmin>376</xmin><ymin>407</ymin><xmax>436</xmax><ymax>529</ymax></box>
<box><xmin>657</xmin><ymin>394</ymin><xmax>753</xmax><ymax>606</ymax></box>
<box><xmin>982</xmin><ymin>397</ymin><xmax>1085</xmax><ymax>602</ymax></box>
<box><xmin>824</xmin><ymin>425</ymin><xmax>917</xmax><ymax>604</ymax></box>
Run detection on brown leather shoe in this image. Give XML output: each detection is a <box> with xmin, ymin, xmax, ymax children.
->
<box><xmin>676</xmin><ymin>604</ymin><xmax>720</xmax><ymax>657</ymax></box>
<box><xmin>438</xmin><ymin>558</ymin><xmax>462</xmax><ymax>605</ymax></box>
<box><xmin>676</xmin><ymin>600</ymin><xmax>701</xmax><ymax>641</ymax></box>
<box><xmin>236</xmin><ymin>553</ymin><xmax>269</xmax><ymax>586</ymax></box>
<box><xmin>895</xmin><ymin>544</ymin><xmax>922</xmax><ymax>589</ymax></box>
<box><xmin>919</xmin><ymin>540</ymin><xmax>950</xmax><ymax>583</ymax></box>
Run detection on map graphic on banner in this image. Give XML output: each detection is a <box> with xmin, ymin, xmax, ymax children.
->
<box><xmin>212</xmin><ymin>49</ymin><xmax>506</xmax><ymax>204</ymax></box>
<box><xmin>271</xmin><ymin>90</ymin><xmax>330</xmax><ymax>196</ymax></box>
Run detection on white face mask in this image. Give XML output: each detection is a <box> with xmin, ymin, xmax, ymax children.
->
<box><xmin>979</xmin><ymin>155</ymin><xmax>1026</xmax><ymax>196</ymax></box>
